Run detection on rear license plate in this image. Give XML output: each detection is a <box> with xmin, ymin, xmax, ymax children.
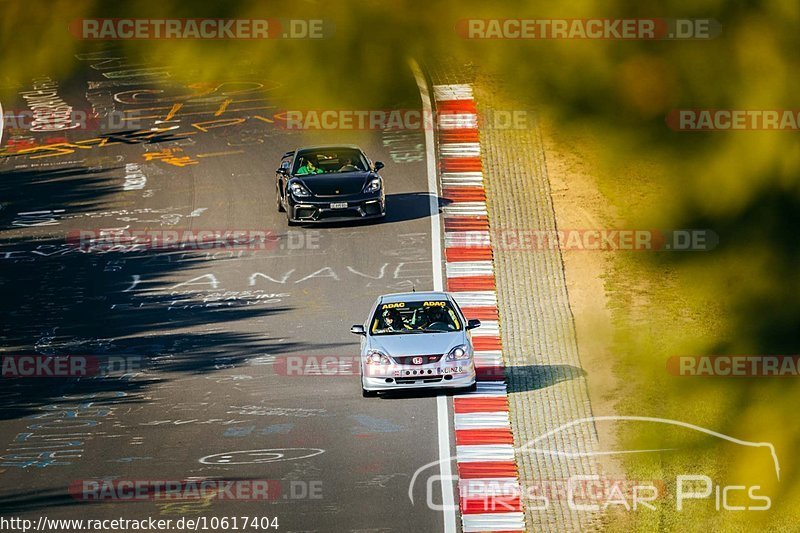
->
<box><xmin>330</xmin><ymin>202</ymin><xmax>348</xmax><ymax>209</ymax></box>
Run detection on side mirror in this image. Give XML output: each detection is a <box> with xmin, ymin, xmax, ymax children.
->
<box><xmin>276</xmin><ymin>167</ymin><xmax>288</xmax><ymax>175</ymax></box>
<box><xmin>374</xmin><ymin>161</ymin><xmax>384</xmax><ymax>171</ymax></box>
<box><xmin>466</xmin><ymin>319</ymin><xmax>481</xmax><ymax>330</ymax></box>
<box><xmin>350</xmin><ymin>325</ymin><xmax>366</xmax><ymax>335</ymax></box>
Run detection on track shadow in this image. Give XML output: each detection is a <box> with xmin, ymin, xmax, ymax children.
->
<box><xmin>0</xmin><ymin>166</ymin><xmax>121</xmax><ymax>227</ymax></box>
<box><xmin>0</xmin><ymin>230</ymin><xmax>316</xmax><ymax>420</ymax></box>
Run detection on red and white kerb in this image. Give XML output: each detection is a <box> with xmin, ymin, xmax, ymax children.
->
<box><xmin>434</xmin><ymin>84</ymin><xmax>525</xmax><ymax>533</ymax></box>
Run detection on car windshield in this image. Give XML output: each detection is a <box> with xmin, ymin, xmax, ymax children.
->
<box><xmin>370</xmin><ymin>300</ymin><xmax>461</xmax><ymax>335</ymax></box>
<box><xmin>292</xmin><ymin>148</ymin><xmax>368</xmax><ymax>175</ymax></box>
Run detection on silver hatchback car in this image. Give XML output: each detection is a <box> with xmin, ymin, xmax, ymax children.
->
<box><xmin>350</xmin><ymin>291</ymin><xmax>480</xmax><ymax>397</ymax></box>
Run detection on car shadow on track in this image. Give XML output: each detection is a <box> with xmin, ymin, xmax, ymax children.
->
<box><xmin>375</xmin><ymin>387</ymin><xmax>476</xmax><ymax>400</ymax></box>
<box><xmin>505</xmin><ymin>364</ymin><xmax>587</xmax><ymax>393</ymax></box>
<box><xmin>371</xmin><ymin>364</ymin><xmax>587</xmax><ymax>399</ymax></box>
<box><xmin>288</xmin><ymin>192</ymin><xmax>448</xmax><ymax>228</ymax></box>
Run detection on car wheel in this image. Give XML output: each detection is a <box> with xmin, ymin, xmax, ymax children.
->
<box><xmin>464</xmin><ymin>382</ymin><xmax>478</xmax><ymax>393</ymax></box>
<box><xmin>276</xmin><ymin>185</ymin><xmax>285</xmax><ymax>212</ymax></box>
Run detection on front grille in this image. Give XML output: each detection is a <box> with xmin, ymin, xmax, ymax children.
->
<box><xmin>395</xmin><ymin>377</ymin><xmax>444</xmax><ymax>385</ymax></box>
<box><xmin>319</xmin><ymin>208</ymin><xmax>360</xmax><ymax>219</ymax></box>
<box><xmin>392</xmin><ymin>355</ymin><xmax>443</xmax><ymax>365</ymax></box>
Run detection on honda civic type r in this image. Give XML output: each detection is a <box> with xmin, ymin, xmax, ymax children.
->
<box><xmin>350</xmin><ymin>291</ymin><xmax>480</xmax><ymax>396</ymax></box>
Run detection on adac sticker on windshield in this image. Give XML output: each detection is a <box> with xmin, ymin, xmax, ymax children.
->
<box><xmin>423</xmin><ymin>301</ymin><xmax>447</xmax><ymax>307</ymax></box>
<box><xmin>381</xmin><ymin>302</ymin><xmax>405</xmax><ymax>309</ymax></box>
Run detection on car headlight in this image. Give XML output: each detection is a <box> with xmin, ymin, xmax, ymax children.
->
<box><xmin>366</xmin><ymin>350</ymin><xmax>391</xmax><ymax>365</ymax></box>
<box><xmin>446</xmin><ymin>344</ymin><xmax>470</xmax><ymax>361</ymax></box>
<box><xmin>289</xmin><ymin>182</ymin><xmax>311</xmax><ymax>197</ymax></box>
<box><xmin>364</xmin><ymin>178</ymin><xmax>381</xmax><ymax>193</ymax></box>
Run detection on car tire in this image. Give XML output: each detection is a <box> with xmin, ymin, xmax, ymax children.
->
<box><xmin>276</xmin><ymin>185</ymin><xmax>285</xmax><ymax>212</ymax></box>
<box><xmin>464</xmin><ymin>382</ymin><xmax>478</xmax><ymax>393</ymax></box>
<box><xmin>362</xmin><ymin>388</ymin><xmax>378</xmax><ymax>398</ymax></box>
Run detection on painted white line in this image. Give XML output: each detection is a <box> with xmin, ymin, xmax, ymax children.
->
<box><xmin>441</xmin><ymin>172</ymin><xmax>484</xmax><ymax>185</ymax></box>
<box><xmin>473</xmin><ymin>381</ymin><xmax>508</xmax><ymax>395</ymax></box>
<box><xmin>465</xmin><ymin>392</ymin><xmax>508</xmax><ymax>399</ymax></box>
<box><xmin>439</xmin><ymin>113</ymin><xmax>479</xmax><ymax>129</ymax></box>
<box><xmin>446</xmin><ymin>261</ymin><xmax>495</xmax><ymax>277</ymax></box>
<box><xmin>461</xmin><ymin>512</ymin><xmax>526</xmax><ymax>532</ymax></box>
<box><xmin>410</xmin><ymin>58</ymin><xmax>457</xmax><ymax>533</ymax></box>
<box><xmin>434</xmin><ymin>84</ymin><xmax>474</xmax><ymax>100</ymax></box>
<box><xmin>466</xmin><ymin>385</ymin><xmax>508</xmax><ymax>398</ymax></box>
<box><xmin>451</xmin><ymin>291</ymin><xmax>498</xmax><ymax>306</ymax></box>
<box><xmin>460</xmin><ymin>478</ymin><xmax>522</xmax><ymax>494</ymax></box>
<box><xmin>454</xmin><ymin>412</ymin><xmax>511</xmax><ymax>429</ymax></box>
<box><xmin>474</xmin><ymin>355</ymin><xmax>504</xmax><ymax>367</ymax></box>
<box><xmin>457</xmin><ymin>444</ymin><xmax>516</xmax><ymax>462</ymax></box>
<box><xmin>439</xmin><ymin>142</ymin><xmax>481</xmax><ymax>157</ymax></box>
<box><xmin>445</xmin><ymin>231</ymin><xmax>491</xmax><ymax>248</ymax></box>
<box><xmin>443</xmin><ymin>202</ymin><xmax>488</xmax><ymax>216</ymax></box>
<box><xmin>474</xmin><ymin>352</ymin><xmax>503</xmax><ymax>360</ymax></box>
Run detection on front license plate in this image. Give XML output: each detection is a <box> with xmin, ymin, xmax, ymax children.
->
<box><xmin>330</xmin><ymin>202</ymin><xmax>348</xmax><ymax>209</ymax></box>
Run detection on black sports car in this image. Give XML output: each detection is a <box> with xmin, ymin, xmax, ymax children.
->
<box><xmin>275</xmin><ymin>145</ymin><xmax>386</xmax><ymax>225</ymax></box>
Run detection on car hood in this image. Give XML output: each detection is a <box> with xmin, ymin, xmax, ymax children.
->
<box><xmin>294</xmin><ymin>172</ymin><xmax>377</xmax><ymax>196</ymax></box>
<box><xmin>368</xmin><ymin>331</ymin><xmax>466</xmax><ymax>356</ymax></box>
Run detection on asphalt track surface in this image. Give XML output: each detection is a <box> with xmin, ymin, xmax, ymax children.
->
<box><xmin>0</xmin><ymin>50</ymin><xmax>453</xmax><ymax>532</ymax></box>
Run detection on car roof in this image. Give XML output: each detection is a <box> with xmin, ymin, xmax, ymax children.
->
<box><xmin>379</xmin><ymin>291</ymin><xmax>451</xmax><ymax>304</ymax></box>
<box><xmin>295</xmin><ymin>145</ymin><xmax>364</xmax><ymax>154</ymax></box>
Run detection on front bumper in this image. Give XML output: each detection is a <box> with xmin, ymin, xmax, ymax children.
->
<box><xmin>288</xmin><ymin>194</ymin><xmax>385</xmax><ymax>223</ymax></box>
<box><xmin>362</xmin><ymin>361</ymin><xmax>476</xmax><ymax>391</ymax></box>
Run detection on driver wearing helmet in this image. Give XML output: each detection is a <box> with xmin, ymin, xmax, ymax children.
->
<box><xmin>381</xmin><ymin>308</ymin><xmax>411</xmax><ymax>332</ymax></box>
<box><xmin>417</xmin><ymin>305</ymin><xmax>453</xmax><ymax>330</ymax></box>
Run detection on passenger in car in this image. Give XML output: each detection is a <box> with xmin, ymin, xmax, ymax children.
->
<box><xmin>296</xmin><ymin>157</ymin><xmax>324</xmax><ymax>175</ymax></box>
